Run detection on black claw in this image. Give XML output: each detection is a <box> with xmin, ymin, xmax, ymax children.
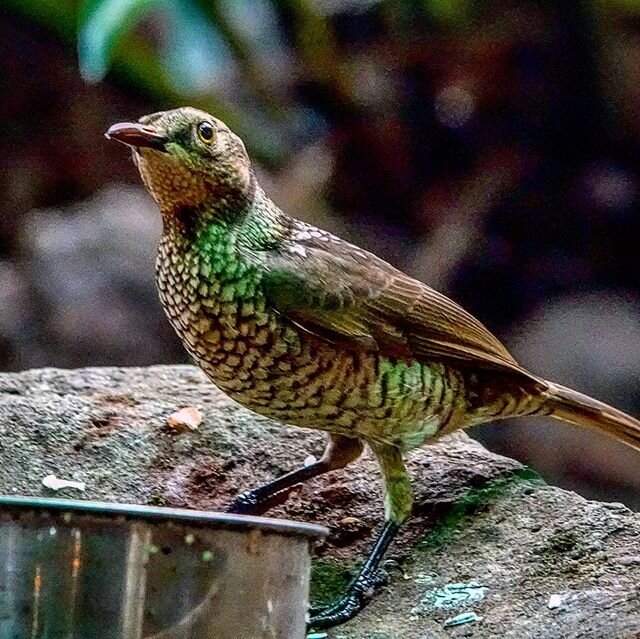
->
<box><xmin>225</xmin><ymin>491</ymin><xmax>259</xmax><ymax>514</ymax></box>
<box><xmin>371</xmin><ymin>567</ymin><xmax>389</xmax><ymax>588</ymax></box>
<box><xmin>308</xmin><ymin>569</ymin><xmax>387</xmax><ymax>630</ymax></box>
<box><xmin>308</xmin><ymin>521</ymin><xmax>400</xmax><ymax>630</ymax></box>
<box><xmin>308</xmin><ymin>604</ymin><xmax>328</xmax><ymax>617</ymax></box>
<box><xmin>226</xmin><ymin>485</ymin><xmax>298</xmax><ymax>516</ymax></box>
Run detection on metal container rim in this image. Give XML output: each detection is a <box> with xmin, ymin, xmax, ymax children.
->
<box><xmin>0</xmin><ymin>495</ymin><xmax>328</xmax><ymax>539</ymax></box>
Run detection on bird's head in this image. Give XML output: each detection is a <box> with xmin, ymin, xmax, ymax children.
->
<box><xmin>106</xmin><ymin>107</ymin><xmax>254</xmax><ymax>215</ymax></box>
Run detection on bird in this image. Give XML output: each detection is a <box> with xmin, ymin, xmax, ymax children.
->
<box><xmin>106</xmin><ymin>107</ymin><xmax>640</xmax><ymax>630</ymax></box>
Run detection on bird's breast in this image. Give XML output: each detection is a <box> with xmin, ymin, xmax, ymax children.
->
<box><xmin>155</xmin><ymin>238</ymin><xmax>479</xmax><ymax>447</ymax></box>
<box><xmin>156</xmin><ymin>239</ymin><xmax>279</xmax><ymax>364</ymax></box>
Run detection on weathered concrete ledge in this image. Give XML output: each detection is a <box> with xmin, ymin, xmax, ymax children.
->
<box><xmin>0</xmin><ymin>366</ymin><xmax>638</xmax><ymax>638</ymax></box>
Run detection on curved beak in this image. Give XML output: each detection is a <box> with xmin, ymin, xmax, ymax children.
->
<box><xmin>105</xmin><ymin>122</ymin><xmax>167</xmax><ymax>152</ymax></box>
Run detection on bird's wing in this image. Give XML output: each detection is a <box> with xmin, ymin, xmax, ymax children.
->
<box><xmin>258</xmin><ymin>227</ymin><xmax>524</xmax><ymax>373</ymax></box>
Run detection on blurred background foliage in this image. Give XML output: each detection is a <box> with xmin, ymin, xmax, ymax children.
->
<box><xmin>1</xmin><ymin>0</ymin><xmax>639</xmax><ymax>505</ymax></box>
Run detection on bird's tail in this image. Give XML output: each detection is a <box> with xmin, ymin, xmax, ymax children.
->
<box><xmin>543</xmin><ymin>381</ymin><xmax>640</xmax><ymax>452</ymax></box>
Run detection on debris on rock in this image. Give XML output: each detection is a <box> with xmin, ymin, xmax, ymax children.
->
<box><xmin>42</xmin><ymin>474</ymin><xmax>86</xmax><ymax>492</ymax></box>
<box><xmin>411</xmin><ymin>581</ymin><xmax>487</xmax><ymax>619</ymax></box>
<box><xmin>443</xmin><ymin>611</ymin><xmax>483</xmax><ymax>627</ymax></box>
<box><xmin>425</xmin><ymin>582</ymin><xmax>486</xmax><ymax>611</ymax></box>
<box><xmin>339</xmin><ymin>516</ymin><xmax>364</xmax><ymax>526</ymax></box>
<box><xmin>166</xmin><ymin>406</ymin><xmax>203</xmax><ymax>432</ymax></box>
<box><xmin>413</xmin><ymin>573</ymin><xmax>436</xmax><ymax>585</ymax></box>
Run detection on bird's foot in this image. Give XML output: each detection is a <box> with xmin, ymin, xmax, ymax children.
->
<box><xmin>308</xmin><ymin>568</ymin><xmax>389</xmax><ymax>630</ymax></box>
<box><xmin>225</xmin><ymin>490</ymin><xmax>259</xmax><ymax>515</ymax></box>
<box><xmin>225</xmin><ymin>485</ymin><xmax>298</xmax><ymax>516</ymax></box>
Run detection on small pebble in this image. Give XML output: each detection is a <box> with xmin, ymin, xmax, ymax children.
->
<box><xmin>166</xmin><ymin>406</ymin><xmax>202</xmax><ymax>432</ymax></box>
<box><xmin>548</xmin><ymin>594</ymin><xmax>563</xmax><ymax>609</ymax></box>
<box><xmin>443</xmin><ymin>611</ymin><xmax>483</xmax><ymax>627</ymax></box>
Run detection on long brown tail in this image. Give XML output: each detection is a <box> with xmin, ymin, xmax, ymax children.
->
<box><xmin>543</xmin><ymin>381</ymin><xmax>640</xmax><ymax>452</ymax></box>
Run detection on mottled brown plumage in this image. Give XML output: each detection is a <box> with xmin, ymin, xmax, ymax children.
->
<box><xmin>106</xmin><ymin>107</ymin><xmax>640</xmax><ymax>629</ymax></box>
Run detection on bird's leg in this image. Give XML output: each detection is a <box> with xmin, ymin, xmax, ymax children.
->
<box><xmin>308</xmin><ymin>520</ymin><xmax>399</xmax><ymax>621</ymax></box>
<box><xmin>309</xmin><ymin>443</ymin><xmax>412</xmax><ymax>630</ymax></box>
<box><xmin>226</xmin><ymin>434</ymin><xmax>363</xmax><ymax>516</ymax></box>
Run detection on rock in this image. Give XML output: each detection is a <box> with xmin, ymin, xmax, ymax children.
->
<box><xmin>0</xmin><ymin>365</ymin><xmax>639</xmax><ymax>639</ymax></box>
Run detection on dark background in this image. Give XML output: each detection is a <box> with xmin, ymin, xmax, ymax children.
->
<box><xmin>2</xmin><ymin>0</ymin><xmax>639</xmax><ymax>506</ymax></box>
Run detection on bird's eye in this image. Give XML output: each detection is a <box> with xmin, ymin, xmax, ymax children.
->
<box><xmin>197</xmin><ymin>121</ymin><xmax>215</xmax><ymax>144</ymax></box>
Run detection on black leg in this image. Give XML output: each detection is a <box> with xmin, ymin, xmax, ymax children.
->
<box><xmin>226</xmin><ymin>434</ymin><xmax>363</xmax><ymax>516</ymax></box>
<box><xmin>226</xmin><ymin>459</ymin><xmax>331</xmax><ymax>515</ymax></box>
<box><xmin>308</xmin><ymin>520</ymin><xmax>400</xmax><ymax>630</ymax></box>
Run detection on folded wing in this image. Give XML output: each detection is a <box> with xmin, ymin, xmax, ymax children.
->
<box><xmin>258</xmin><ymin>227</ymin><xmax>526</xmax><ymax>375</ymax></box>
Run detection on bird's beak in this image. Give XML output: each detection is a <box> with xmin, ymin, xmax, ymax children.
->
<box><xmin>105</xmin><ymin>122</ymin><xmax>167</xmax><ymax>152</ymax></box>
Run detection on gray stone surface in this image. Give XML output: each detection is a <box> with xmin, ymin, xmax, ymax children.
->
<box><xmin>0</xmin><ymin>365</ymin><xmax>638</xmax><ymax>638</ymax></box>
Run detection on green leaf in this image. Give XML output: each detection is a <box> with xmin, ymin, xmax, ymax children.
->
<box><xmin>78</xmin><ymin>0</ymin><xmax>162</xmax><ymax>83</ymax></box>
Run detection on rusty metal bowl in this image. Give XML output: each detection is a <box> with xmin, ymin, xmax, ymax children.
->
<box><xmin>0</xmin><ymin>496</ymin><xmax>326</xmax><ymax>639</ymax></box>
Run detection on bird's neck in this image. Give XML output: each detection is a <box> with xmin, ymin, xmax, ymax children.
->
<box><xmin>237</xmin><ymin>188</ymin><xmax>292</xmax><ymax>251</ymax></box>
<box><xmin>160</xmin><ymin>190</ymin><xmax>247</xmax><ymax>237</ymax></box>
<box><xmin>159</xmin><ymin>187</ymin><xmax>290</xmax><ymax>278</ymax></box>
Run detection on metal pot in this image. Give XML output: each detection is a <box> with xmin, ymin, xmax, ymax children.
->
<box><xmin>0</xmin><ymin>496</ymin><xmax>326</xmax><ymax>639</ymax></box>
